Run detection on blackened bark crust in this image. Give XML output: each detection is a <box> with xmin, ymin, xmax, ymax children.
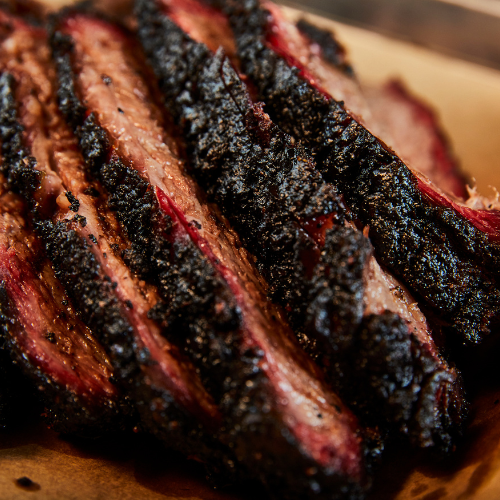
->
<box><xmin>222</xmin><ymin>0</ymin><xmax>500</xmax><ymax>345</ymax></box>
<box><xmin>295</xmin><ymin>19</ymin><xmax>353</xmax><ymax>76</ymax></box>
<box><xmin>135</xmin><ymin>0</ymin><xmax>467</xmax><ymax>452</ymax></box>
<box><xmin>52</xmin><ymin>13</ymin><xmax>369</xmax><ymax>499</ymax></box>
<box><xmin>0</xmin><ymin>73</ymin><xmax>40</xmax><ymax>199</ymax></box>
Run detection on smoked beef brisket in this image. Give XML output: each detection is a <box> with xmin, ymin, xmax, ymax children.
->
<box><xmin>363</xmin><ymin>80</ymin><xmax>468</xmax><ymax>199</ymax></box>
<box><xmin>0</xmin><ymin>1</ymin><xmax>491</xmax><ymax>498</ymax></box>
<box><xmin>0</xmin><ymin>181</ymin><xmax>125</xmax><ymax>434</ymax></box>
<box><xmin>50</xmin><ymin>10</ymin><xmax>371</xmax><ymax>499</ymax></box>
<box><xmin>216</xmin><ymin>0</ymin><xmax>500</xmax><ymax>345</ymax></box>
<box><xmin>289</xmin><ymin>17</ymin><xmax>469</xmax><ymax>199</ymax></box>
<box><xmin>0</xmin><ymin>8</ymin><xmax>222</xmax><ymax>457</ymax></box>
<box><xmin>136</xmin><ymin>0</ymin><xmax>467</xmax><ymax>452</ymax></box>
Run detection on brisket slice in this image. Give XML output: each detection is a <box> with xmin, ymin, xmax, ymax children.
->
<box><xmin>292</xmin><ymin>16</ymin><xmax>469</xmax><ymax>200</ymax></box>
<box><xmin>220</xmin><ymin>0</ymin><xmax>500</xmax><ymax>345</ymax></box>
<box><xmin>188</xmin><ymin>0</ymin><xmax>468</xmax><ymax>202</ymax></box>
<box><xmin>136</xmin><ymin>0</ymin><xmax>467</xmax><ymax>451</ymax></box>
<box><xmin>295</xmin><ymin>19</ymin><xmax>352</xmax><ymax>77</ymax></box>
<box><xmin>51</xmin><ymin>11</ymin><xmax>371</xmax><ymax>499</ymax></box>
<box><xmin>363</xmin><ymin>80</ymin><xmax>468</xmax><ymax>199</ymax></box>
<box><xmin>0</xmin><ymin>177</ymin><xmax>124</xmax><ymax>435</ymax></box>
<box><xmin>257</xmin><ymin>1</ymin><xmax>372</xmax><ymax>124</ymax></box>
<box><xmin>0</xmin><ymin>9</ymin><xmax>222</xmax><ymax>459</ymax></box>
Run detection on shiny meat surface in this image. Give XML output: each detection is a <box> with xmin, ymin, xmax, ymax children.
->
<box><xmin>0</xmin><ymin>8</ymin><xmax>219</xmax><ymax>448</ymax></box>
<box><xmin>54</xmin><ymin>11</ymin><xmax>369</xmax><ymax>498</ymax></box>
<box><xmin>136</xmin><ymin>0</ymin><xmax>467</xmax><ymax>451</ymax></box>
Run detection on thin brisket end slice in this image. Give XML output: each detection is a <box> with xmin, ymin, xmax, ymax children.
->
<box><xmin>290</xmin><ymin>16</ymin><xmax>469</xmax><ymax>200</ymax></box>
<box><xmin>223</xmin><ymin>0</ymin><xmax>500</xmax><ymax>345</ymax></box>
<box><xmin>0</xmin><ymin>9</ymin><xmax>221</xmax><ymax>456</ymax></box>
<box><xmin>53</xmin><ymin>12</ymin><xmax>370</xmax><ymax>499</ymax></box>
<box><xmin>254</xmin><ymin>3</ymin><xmax>470</xmax><ymax>201</ymax></box>
<box><xmin>0</xmin><ymin>180</ymin><xmax>124</xmax><ymax>435</ymax></box>
<box><xmin>136</xmin><ymin>0</ymin><xmax>467</xmax><ymax>452</ymax></box>
<box><xmin>363</xmin><ymin>80</ymin><xmax>468</xmax><ymax>199</ymax></box>
<box><xmin>199</xmin><ymin>0</ymin><xmax>468</xmax><ymax>201</ymax></box>
<box><xmin>256</xmin><ymin>1</ymin><xmax>371</xmax><ymax>123</ymax></box>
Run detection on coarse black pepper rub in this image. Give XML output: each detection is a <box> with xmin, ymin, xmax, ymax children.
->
<box><xmin>0</xmin><ymin>69</ymin><xmax>131</xmax><ymax>435</ymax></box>
<box><xmin>295</xmin><ymin>19</ymin><xmax>353</xmax><ymax>76</ymax></box>
<box><xmin>221</xmin><ymin>0</ymin><xmax>500</xmax><ymax>345</ymax></box>
<box><xmin>51</xmin><ymin>10</ymin><xmax>371</xmax><ymax>499</ymax></box>
<box><xmin>135</xmin><ymin>0</ymin><xmax>467</xmax><ymax>452</ymax></box>
<box><xmin>0</xmin><ymin>10</ymin><xmax>221</xmax><ymax>460</ymax></box>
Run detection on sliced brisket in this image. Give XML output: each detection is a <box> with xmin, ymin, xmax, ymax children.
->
<box><xmin>51</xmin><ymin>11</ymin><xmax>371</xmax><ymax>499</ymax></box>
<box><xmin>135</xmin><ymin>0</ymin><xmax>467</xmax><ymax>451</ymax></box>
<box><xmin>363</xmin><ymin>80</ymin><xmax>468</xmax><ymax>199</ymax></box>
<box><xmin>0</xmin><ymin>8</ymin><xmax>222</xmax><ymax>457</ymax></box>
<box><xmin>0</xmin><ymin>177</ymin><xmax>124</xmax><ymax>435</ymax></box>
<box><xmin>217</xmin><ymin>0</ymin><xmax>500</xmax><ymax>345</ymax></box>
<box><xmin>290</xmin><ymin>16</ymin><xmax>469</xmax><ymax>199</ymax></box>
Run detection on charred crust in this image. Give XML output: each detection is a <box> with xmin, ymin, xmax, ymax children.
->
<box><xmin>65</xmin><ymin>191</ymin><xmax>80</xmax><ymax>212</ymax></box>
<box><xmin>134</xmin><ymin>0</ymin><xmax>214</xmax><ymax>120</ymax></box>
<box><xmin>137</xmin><ymin>0</ymin><xmax>467</xmax><ymax>450</ymax></box>
<box><xmin>35</xmin><ymin>219</ymin><xmax>138</xmax><ymax>382</ymax></box>
<box><xmin>50</xmin><ymin>30</ymin><xmax>87</xmax><ymax>129</ymax></box>
<box><xmin>0</xmin><ymin>73</ymin><xmax>41</xmax><ymax>198</ymax></box>
<box><xmin>0</xmin><ymin>282</ymin><xmax>129</xmax><ymax>436</ymax></box>
<box><xmin>78</xmin><ymin>113</ymin><xmax>109</xmax><ymax>173</ymax></box>
<box><xmin>341</xmin><ymin>312</ymin><xmax>466</xmax><ymax>450</ymax></box>
<box><xmin>225</xmin><ymin>0</ymin><xmax>500</xmax><ymax>345</ymax></box>
<box><xmin>305</xmin><ymin>227</ymin><xmax>370</xmax><ymax>345</ymax></box>
<box><xmin>339</xmin><ymin>144</ymin><xmax>500</xmax><ymax>344</ymax></box>
<box><xmin>295</xmin><ymin>19</ymin><xmax>353</xmax><ymax>76</ymax></box>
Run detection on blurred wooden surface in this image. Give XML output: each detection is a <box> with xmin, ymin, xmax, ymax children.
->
<box><xmin>279</xmin><ymin>0</ymin><xmax>500</xmax><ymax>71</ymax></box>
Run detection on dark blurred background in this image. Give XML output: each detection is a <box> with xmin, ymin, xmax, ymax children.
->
<box><xmin>278</xmin><ymin>0</ymin><xmax>500</xmax><ymax>69</ymax></box>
